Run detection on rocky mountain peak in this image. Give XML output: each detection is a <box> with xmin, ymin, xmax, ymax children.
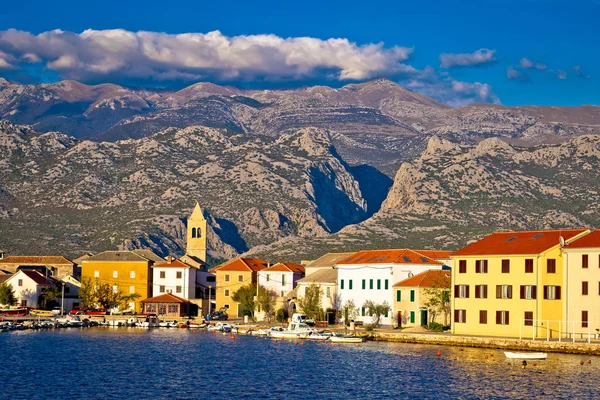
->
<box><xmin>472</xmin><ymin>137</ymin><xmax>515</xmax><ymax>158</ymax></box>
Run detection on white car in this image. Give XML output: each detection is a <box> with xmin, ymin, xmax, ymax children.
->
<box><xmin>51</xmin><ymin>307</ymin><xmax>63</xmax><ymax>315</ymax></box>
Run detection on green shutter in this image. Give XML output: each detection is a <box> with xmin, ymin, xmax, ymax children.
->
<box><xmin>410</xmin><ymin>311</ymin><xmax>415</xmax><ymax>324</ymax></box>
<box><xmin>377</xmin><ymin>279</ymin><xmax>381</xmax><ymax>290</ymax></box>
<box><xmin>410</xmin><ymin>290</ymin><xmax>415</xmax><ymax>302</ymax></box>
<box><xmin>361</xmin><ymin>307</ymin><xmax>365</xmax><ymax>316</ymax></box>
<box><xmin>341</xmin><ymin>279</ymin><xmax>344</xmax><ymax>290</ymax></box>
<box><xmin>385</xmin><ymin>279</ymin><xmax>389</xmax><ymax>290</ymax></box>
<box><xmin>370</xmin><ymin>279</ymin><xmax>373</xmax><ymax>289</ymax></box>
<box><xmin>349</xmin><ymin>280</ymin><xmax>353</xmax><ymax>290</ymax></box>
<box><xmin>362</xmin><ymin>279</ymin><xmax>366</xmax><ymax>290</ymax></box>
<box><xmin>396</xmin><ymin>290</ymin><xmax>401</xmax><ymax>302</ymax></box>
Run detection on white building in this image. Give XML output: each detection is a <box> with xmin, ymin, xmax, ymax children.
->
<box><xmin>295</xmin><ymin>268</ymin><xmax>338</xmax><ymax>310</ymax></box>
<box><xmin>152</xmin><ymin>257</ymin><xmax>199</xmax><ymax>299</ymax></box>
<box><xmin>4</xmin><ymin>270</ymin><xmax>54</xmax><ymax>308</ymax></box>
<box><xmin>258</xmin><ymin>262</ymin><xmax>305</xmax><ymax>297</ymax></box>
<box><xmin>335</xmin><ymin>249</ymin><xmax>449</xmax><ymax>326</ymax></box>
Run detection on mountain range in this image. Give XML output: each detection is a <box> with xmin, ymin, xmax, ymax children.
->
<box><xmin>0</xmin><ymin>77</ymin><xmax>599</xmax><ymax>264</ymax></box>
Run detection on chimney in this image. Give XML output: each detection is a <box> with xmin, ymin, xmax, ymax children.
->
<box><xmin>167</xmin><ymin>256</ymin><xmax>173</xmax><ymax>264</ymax></box>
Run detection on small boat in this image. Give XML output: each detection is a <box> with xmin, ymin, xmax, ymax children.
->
<box><xmin>504</xmin><ymin>351</ymin><xmax>547</xmax><ymax>360</ymax></box>
<box><xmin>159</xmin><ymin>320</ymin><xmax>179</xmax><ymax>328</ymax></box>
<box><xmin>1</xmin><ymin>308</ymin><xmax>29</xmax><ymax>317</ymax></box>
<box><xmin>330</xmin><ymin>335</ymin><xmax>365</xmax><ymax>343</ymax></box>
<box><xmin>305</xmin><ymin>332</ymin><xmax>330</xmax><ymax>341</ymax></box>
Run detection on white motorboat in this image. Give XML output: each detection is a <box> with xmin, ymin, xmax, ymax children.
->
<box><xmin>159</xmin><ymin>320</ymin><xmax>179</xmax><ymax>328</ymax></box>
<box><xmin>136</xmin><ymin>315</ymin><xmax>161</xmax><ymax>328</ymax></box>
<box><xmin>207</xmin><ymin>322</ymin><xmax>232</xmax><ymax>332</ymax></box>
<box><xmin>304</xmin><ymin>332</ymin><xmax>330</xmax><ymax>341</ymax></box>
<box><xmin>504</xmin><ymin>351</ymin><xmax>547</xmax><ymax>360</ymax></box>
<box><xmin>330</xmin><ymin>335</ymin><xmax>365</xmax><ymax>343</ymax></box>
<box><xmin>108</xmin><ymin>319</ymin><xmax>127</xmax><ymax>327</ymax></box>
<box><xmin>270</xmin><ymin>320</ymin><xmax>320</xmax><ymax>339</ymax></box>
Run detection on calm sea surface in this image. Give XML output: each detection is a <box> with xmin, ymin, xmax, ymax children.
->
<box><xmin>1</xmin><ymin>328</ymin><xmax>600</xmax><ymax>399</ymax></box>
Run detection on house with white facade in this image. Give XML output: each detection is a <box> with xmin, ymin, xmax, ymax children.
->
<box><xmin>295</xmin><ymin>268</ymin><xmax>339</xmax><ymax>311</ymax></box>
<box><xmin>258</xmin><ymin>262</ymin><xmax>305</xmax><ymax>297</ymax></box>
<box><xmin>335</xmin><ymin>249</ymin><xmax>450</xmax><ymax>326</ymax></box>
<box><xmin>152</xmin><ymin>257</ymin><xmax>199</xmax><ymax>299</ymax></box>
<box><xmin>4</xmin><ymin>270</ymin><xmax>54</xmax><ymax>308</ymax></box>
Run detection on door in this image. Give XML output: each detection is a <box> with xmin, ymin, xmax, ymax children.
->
<box><xmin>420</xmin><ymin>310</ymin><xmax>428</xmax><ymax>327</ymax></box>
<box><xmin>397</xmin><ymin>311</ymin><xmax>402</xmax><ymax>328</ymax></box>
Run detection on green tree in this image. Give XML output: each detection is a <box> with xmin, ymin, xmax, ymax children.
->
<box><xmin>120</xmin><ymin>292</ymin><xmax>141</xmax><ymax>310</ymax></box>
<box><xmin>40</xmin><ymin>283</ymin><xmax>62</xmax><ymax>309</ymax></box>
<box><xmin>341</xmin><ymin>299</ymin><xmax>358</xmax><ymax>326</ymax></box>
<box><xmin>422</xmin><ymin>271</ymin><xmax>451</xmax><ymax>327</ymax></box>
<box><xmin>231</xmin><ymin>284</ymin><xmax>257</xmax><ymax>318</ymax></box>
<box><xmin>297</xmin><ymin>284</ymin><xmax>322</xmax><ymax>320</ymax></box>
<box><xmin>0</xmin><ymin>283</ymin><xmax>16</xmax><ymax>307</ymax></box>
<box><xmin>95</xmin><ymin>281</ymin><xmax>122</xmax><ymax>311</ymax></box>
<box><xmin>78</xmin><ymin>277</ymin><xmax>97</xmax><ymax>311</ymax></box>
<box><xmin>257</xmin><ymin>286</ymin><xmax>277</xmax><ymax>322</ymax></box>
<box><xmin>275</xmin><ymin>307</ymin><xmax>289</xmax><ymax>324</ymax></box>
<box><xmin>363</xmin><ymin>300</ymin><xmax>391</xmax><ymax>327</ymax></box>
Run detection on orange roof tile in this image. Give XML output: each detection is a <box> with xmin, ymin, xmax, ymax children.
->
<box><xmin>564</xmin><ymin>230</ymin><xmax>600</xmax><ymax>248</ymax></box>
<box><xmin>263</xmin><ymin>262</ymin><xmax>305</xmax><ymax>273</ymax></box>
<box><xmin>212</xmin><ymin>257</ymin><xmax>270</xmax><ymax>272</ymax></box>
<box><xmin>153</xmin><ymin>258</ymin><xmax>196</xmax><ymax>269</ymax></box>
<box><xmin>413</xmin><ymin>250</ymin><xmax>452</xmax><ymax>259</ymax></box>
<box><xmin>338</xmin><ymin>249</ymin><xmax>443</xmax><ymax>265</ymax></box>
<box><xmin>0</xmin><ymin>256</ymin><xmax>73</xmax><ymax>265</ymax></box>
<box><xmin>141</xmin><ymin>293</ymin><xmax>189</xmax><ymax>303</ymax></box>
<box><xmin>452</xmin><ymin>229</ymin><xmax>588</xmax><ymax>256</ymax></box>
<box><xmin>393</xmin><ymin>269</ymin><xmax>450</xmax><ymax>288</ymax></box>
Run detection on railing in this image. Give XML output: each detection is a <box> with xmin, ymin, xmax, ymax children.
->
<box><xmin>519</xmin><ymin>319</ymin><xmax>594</xmax><ymax>343</ymax></box>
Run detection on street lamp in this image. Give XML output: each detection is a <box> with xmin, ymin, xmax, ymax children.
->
<box><xmin>61</xmin><ymin>282</ymin><xmax>65</xmax><ymax>316</ymax></box>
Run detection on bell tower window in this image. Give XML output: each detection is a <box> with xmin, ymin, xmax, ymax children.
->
<box><xmin>192</xmin><ymin>228</ymin><xmax>196</xmax><ymax>238</ymax></box>
<box><xmin>196</xmin><ymin>228</ymin><xmax>201</xmax><ymax>238</ymax></box>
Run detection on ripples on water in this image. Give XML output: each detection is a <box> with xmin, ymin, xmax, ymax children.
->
<box><xmin>1</xmin><ymin>328</ymin><xmax>600</xmax><ymax>399</ymax></box>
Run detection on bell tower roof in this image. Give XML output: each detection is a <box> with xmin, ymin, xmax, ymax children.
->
<box><xmin>189</xmin><ymin>202</ymin><xmax>205</xmax><ymax>221</ymax></box>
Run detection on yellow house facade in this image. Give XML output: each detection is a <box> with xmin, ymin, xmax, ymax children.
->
<box><xmin>81</xmin><ymin>250</ymin><xmax>162</xmax><ymax>312</ymax></box>
<box><xmin>451</xmin><ymin>229</ymin><xmax>589</xmax><ymax>338</ymax></box>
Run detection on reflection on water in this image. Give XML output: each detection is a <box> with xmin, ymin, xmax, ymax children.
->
<box><xmin>1</xmin><ymin>328</ymin><xmax>599</xmax><ymax>399</ymax></box>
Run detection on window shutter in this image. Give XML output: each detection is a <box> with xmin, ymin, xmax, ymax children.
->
<box><xmin>475</xmin><ymin>260</ymin><xmax>480</xmax><ymax>273</ymax></box>
<box><xmin>520</xmin><ymin>285</ymin><xmax>525</xmax><ymax>299</ymax></box>
<box><xmin>532</xmin><ymin>286</ymin><xmax>537</xmax><ymax>300</ymax></box>
<box><xmin>556</xmin><ymin>286</ymin><xmax>561</xmax><ymax>300</ymax></box>
<box><xmin>508</xmin><ymin>285</ymin><xmax>513</xmax><ymax>299</ymax></box>
<box><xmin>462</xmin><ymin>310</ymin><xmax>466</xmax><ymax>324</ymax></box>
<box><xmin>496</xmin><ymin>285</ymin><xmax>501</xmax><ymax>299</ymax></box>
<box><xmin>505</xmin><ymin>311</ymin><xmax>509</xmax><ymax>325</ymax></box>
<box><xmin>454</xmin><ymin>285</ymin><xmax>459</xmax><ymax>298</ymax></box>
<box><xmin>582</xmin><ymin>281</ymin><xmax>588</xmax><ymax>295</ymax></box>
<box><xmin>496</xmin><ymin>311</ymin><xmax>501</xmax><ymax>324</ymax></box>
<box><xmin>483</xmin><ymin>285</ymin><xmax>488</xmax><ymax>298</ymax></box>
<box><xmin>459</xmin><ymin>260</ymin><xmax>466</xmax><ymax>273</ymax></box>
<box><xmin>454</xmin><ymin>309</ymin><xmax>459</xmax><ymax>322</ymax></box>
<box><xmin>543</xmin><ymin>286</ymin><xmax>548</xmax><ymax>300</ymax></box>
<box><xmin>480</xmin><ymin>310</ymin><xmax>487</xmax><ymax>324</ymax></box>
<box><xmin>396</xmin><ymin>290</ymin><xmax>401</xmax><ymax>302</ymax></box>
<box><xmin>583</xmin><ymin>254</ymin><xmax>589</xmax><ymax>268</ymax></box>
<box><xmin>465</xmin><ymin>285</ymin><xmax>470</xmax><ymax>298</ymax></box>
<box><xmin>474</xmin><ymin>285</ymin><xmax>479</xmax><ymax>299</ymax></box>
<box><xmin>484</xmin><ymin>260</ymin><xmax>489</xmax><ymax>273</ymax></box>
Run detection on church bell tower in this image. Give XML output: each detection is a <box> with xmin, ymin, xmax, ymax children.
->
<box><xmin>186</xmin><ymin>202</ymin><xmax>207</xmax><ymax>262</ymax></box>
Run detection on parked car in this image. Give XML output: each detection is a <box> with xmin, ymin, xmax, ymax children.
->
<box><xmin>84</xmin><ymin>309</ymin><xmax>107</xmax><ymax>315</ymax></box>
<box><xmin>69</xmin><ymin>309</ymin><xmax>84</xmax><ymax>315</ymax></box>
<box><xmin>207</xmin><ymin>311</ymin><xmax>228</xmax><ymax>321</ymax></box>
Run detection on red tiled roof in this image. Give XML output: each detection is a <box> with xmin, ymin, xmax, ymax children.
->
<box><xmin>338</xmin><ymin>249</ymin><xmax>443</xmax><ymax>265</ymax></box>
<box><xmin>141</xmin><ymin>293</ymin><xmax>189</xmax><ymax>303</ymax></box>
<box><xmin>452</xmin><ymin>229</ymin><xmax>588</xmax><ymax>256</ymax></box>
<box><xmin>153</xmin><ymin>259</ymin><xmax>195</xmax><ymax>269</ymax></box>
<box><xmin>413</xmin><ymin>250</ymin><xmax>452</xmax><ymax>259</ymax></box>
<box><xmin>264</xmin><ymin>262</ymin><xmax>305</xmax><ymax>273</ymax></box>
<box><xmin>17</xmin><ymin>270</ymin><xmax>54</xmax><ymax>286</ymax></box>
<box><xmin>0</xmin><ymin>256</ymin><xmax>73</xmax><ymax>265</ymax></box>
<box><xmin>212</xmin><ymin>257</ymin><xmax>270</xmax><ymax>272</ymax></box>
<box><xmin>564</xmin><ymin>230</ymin><xmax>600</xmax><ymax>248</ymax></box>
<box><xmin>393</xmin><ymin>270</ymin><xmax>450</xmax><ymax>288</ymax></box>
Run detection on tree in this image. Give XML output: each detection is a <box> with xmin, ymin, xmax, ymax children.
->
<box><xmin>95</xmin><ymin>281</ymin><xmax>122</xmax><ymax>311</ymax></box>
<box><xmin>120</xmin><ymin>292</ymin><xmax>141</xmax><ymax>310</ymax></box>
<box><xmin>422</xmin><ymin>271</ymin><xmax>451</xmax><ymax>327</ymax></box>
<box><xmin>231</xmin><ymin>284</ymin><xmax>257</xmax><ymax>318</ymax></box>
<box><xmin>78</xmin><ymin>277</ymin><xmax>97</xmax><ymax>311</ymax></box>
<box><xmin>297</xmin><ymin>284</ymin><xmax>322</xmax><ymax>320</ymax></box>
<box><xmin>363</xmin><ymin>300</ymin><xmax>391</xmax><ymax>327</ymax></box>
<box><xmin>257</xmin><ymin>286</ymin><xmax>277</xmax><ymax>322</ymax></box>
<box><xmin>0</xmin><ymin>283</ymin><xmax>16</xmax><ymax>307</ymax></box>
<box><xmin>40</xmin><ymin>283</ymin><xmax>62</xmax><ymax>309</ymax></box>
<box><xmin>341</xmin><ymin>299</ymin><xmax>358</xmax><ymax>326</ymax></box>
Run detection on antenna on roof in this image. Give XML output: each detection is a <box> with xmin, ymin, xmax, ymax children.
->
<box><xmin>559</xmin><ymin>236</ymin><xmax>565</xmax><ymax>247</ymax></box>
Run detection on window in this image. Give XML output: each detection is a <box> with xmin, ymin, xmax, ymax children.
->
<box><xmin>524</xmin><ymin>311</ymin><xmax>534</xmax><ymax>326</ymax></box>
<box><xmin>160</xmin><ymin>271</ymin><xmax>165</xmax><ymax>279</ymax></box>
<box><xmin>496</xmin><ymin>310</ymin><xmax>510</xmax><ymax>325</ymax></box>
<box><xmin>18</xmin><ymin>279</ymin><xmax>23</xmax><ymax>287</ymax></box>
<box><xmin>501</xmin><ymin>259</ymin><xmax>510</xmax><ymax>273</ymax></box>
<box><xmin>361</xmin><ymin>307</ymin><xmax>365</xmax><ymax>316</ymax></box>
<box><xmin>479</xmin><ymin>310</ymin><xmax>487</xmax><ymax>324</ymax></box>
<box><xmin>207</xmin><ymin>276</ymin><xmax>216</xmax><ymax>283</ymax></box>
<box><xmin>112</xmin><ymin>285</ymin><xmax>118</xmax><ymax>294</ymax></box>
<box><xmin>168</xmin><ymin>304</ymin><xmax>178</xmax><ymax>314</ymax></box>
<box><xmin>176</xmin><ymin>271</ymin><xmax>182</xmax><ymax>279</ymax></box>
<box><xmin>582</xmin><ymin>281</ymin><xmax>589</xmax><ymax>295</ymax></box>
<box><xmin>341</xmin><ymin>279</ymin><xmax>344</xmax><ymax>290</ymax></box>
<box><xmin>409</xmin><ymin>290</ymin><xmax>415</xmax><ymax>302</ymax></box>
<box><xmin>520</xmin><ymin>285</ymin><xmax>537</xmax><ymax>300</ymax></box>
<box><xmin>94</xmin><ymin>270</ymin><xmax>100</xmax><ymax>278</ymax></box>
<box><xmin>326</xmin><ymin>287</ymin><xmax>330</xmax><ymax>297</ymax></box>
<box><xmin>385</xmin><ymin>280</ymin><xmax>388</xmax><ymax>290</ymax></box>
<box><xmin>160</xmin><ymin>285</ymin><xmax>165</xmax><ymax>293</ymax></box>
<box><xmin>349</xmin><ymin>280</ymin><xmax>353</xmax><ymax>290</ymax></box>
<box><xmin>266</xmin><ymin>274</ymin><xmax>270</xmax><ymax>282</ymax></box>
<box><xmin>282</xmin><ymin>275</ymin><xmax>286</xmax><ymax>286</ymax></box>
<box><xmin>224</xmin><ymin>289</ymin><xmax>230</xmax><ymax>297</ymax></box>
<box><xmin>543</xmin><ymin>285</ymin><xmax>561</xmax><ymax>300</ymax></box>
<box><xmin>176</xmin><ymin>285</ymin><xmax>182</xmax><ymax>293</ymax></box>
<box><xmin>475</xmin><ymin>260</ymin><xmax>488</xmax><ymax>273</ymax></box>
<box><xmin>369</xmin><ymin>279</ymin><xmax>373</xmax><ymax>290</ymax></box>
<box><xmin>130</xmin><ymin>286</ymin><xmax>135</xmax><ymax>294</ymax></box>
<box><xmin>224</xmin><ymin>274</ymin><xmax>230</xmax><ymax>282</ymax></box>
<box><xmin>496</xmin><ymin>285</ymin><xmax>513</xmax><ymax>299</ymax></box>
<box><xmin>454</xmin><ymin>284</ymin><xmax>469</xmax><ymax>298</ymax></box>
<box><xmin>459</xmin><ymin>260</ymin><xmax>467</xmax><ymax>273</ymax></box>
<box><xmin>362</xmin><ymin>279</ymin><xmax>366</xmax><ymax>289</ymax></box>
<box><xmin>159</xmin><ymin>305</ymin><xmax>166</xmax><ymax>315</ymax></box>
<box><xmin>582</xmin><ymin>311</ymin><xmax>589</xmax><ymax>328</ymax></box>
<box><xmin>130</xmin><ymin>271</ymin><xmax>136</xmax><ymax>279</ymax></box>
<box><xmin>525</xmin><ymin>259</ymin><xmax>534</xmax><ymax>273</ymax></box>
<box><xmin>454</xmin><ymin>309</ymin><xmax>466</xmax><ymax>323</ymax></box>
<box><xmin>238</xmin><ymin>275</ymin><xmax>243</xmax><ymax>282</ymax></box>
<box><xmin>377</xmin><ymin>279</ymin><xmax>381</xmax><ymax>290</ymax></box>
<box><xmin>410</xmin><ymin>311</ymin><xmax>415</xmax><ymax>324</ymax></box>
<box><xmin>475</xmin><ymin>285</ymin><xmax>488</xmax><ymax>299</ymax></box>
<box><xmin>146</xmin><ymin>304</ymin><xmax>156</xmax><ymax>313</ymax></box>
<box><xmin>113</xmin><ymin>271</ymin><xmax>118</xmax><ymax>278</ymax></box>
<box><xmin>582</xmin><ymin>254</ymin><xmax>589</xmax><ymax>269</ymax></box>
<box><xmin>224</xmin><ymin>304</ymin><xmax>229</xmax><ymax>309</ymax></box>
<box><xmin>192</xmin><ymin>227</ymin><xmax>196</xmax><ymax>238</ymax></box>
<box><xmin>547</xmin><ymin>259</ymin><xmax>556</xmax><ymax>274</ymax></box>
<box><xmin>396</xmin><ymin>290</ymin><xmax>401</xmax><ymax>302</ymax></box>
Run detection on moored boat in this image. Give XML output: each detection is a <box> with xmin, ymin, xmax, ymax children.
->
<box><xmin>330</xmin><ymin>335</ymin><xmax>365</xmax><ymax>343</ymax></box>
<box><xmin>504</xmin><ymin>351</ymin><xmax>547</xmax><ymax>360</ymax></box>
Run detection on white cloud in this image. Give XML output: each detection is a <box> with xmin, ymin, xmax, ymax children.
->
<box><xmin>506</xmin><ymin>66</ymin><xmax>528</xmax><ymax>81</ymax></box>
<box><xmin>556</xmin><ymin>70</ymin><xmax>568</xmax><ymax>80</ymax></box>
<box><xmin>520</xmin><ymin>57</ymin><xmax>547</xmax><ymax>70</ymax></box>
<box><xmin>439</xmin><ymin>48</ymin><xmax>496</xmax><ymax>68</ymax></box>
<box><xmin>573</xmin><ymin>65</ymin><xmax>591</xmax><ymax>79</ymax></box>
<box><xmin>0</xmin><ymin>28</ymin><xmax>413</xmax><ymax>82</ymax></box>
<box><xmin>0</xmin><ymin>50</ymin><xmax>16</xmax><ymax>70</ymax></box>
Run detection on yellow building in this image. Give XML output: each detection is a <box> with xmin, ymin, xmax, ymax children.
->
<box><xmin>81</xmin><ymin>250</ymin><xmax>163</xmax><ymax>312</ymax></box>
<box><xmin>212</xmin><ymin>257</ymin><xmax>269</xmax><ymax>318</ymax></box>
<box><xmin>451</xmin><ymin>228</ymin><xmax>589</xmax><ymax>338</ymax></box>
<box><xmin>393</xmin><ymin>269</ymin><xmax>451</xmax><ymax>328</ymax></box>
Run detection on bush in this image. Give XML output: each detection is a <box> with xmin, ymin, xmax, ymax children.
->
<box><xmin>428</xmin><ymin>322</ymin><xmax>445</xmax><ymax>332</ymax></box>
<box><xmin>275</xmin><ymin>308</ymin><xmax>288</xmax><ymax>324</ymax></box>
<box><xmin>363</xmin><ymin>324</ymin><xmax>375</xmax><ymax>332</ymax></box>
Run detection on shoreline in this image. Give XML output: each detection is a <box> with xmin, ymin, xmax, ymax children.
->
<box><xmin>372</xmin><ymin>331</ymin><xmax>600</xmax><ymax>356</ymax></box>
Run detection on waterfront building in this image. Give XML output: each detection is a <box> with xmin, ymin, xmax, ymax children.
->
<box><xmin>392</xmin><ymin>269</ymin><xmax>451</xmax><ymax>328</ymax></box>
<box><xmin>60</xmin><ymin>275</ymin><xmax>81</xmax><ymax>312</ymax></box>
<box><xmin>141</xmin><ymin>293</ymin><xmax>190</xmax><ymax>318</ymax></box>
<box><xmin>4</xmin><ymin>270</ymin><xmax>54</xmax><ymax>308</ymax></box>
<box><xmin>81</xmin><ymin>250</ymin><xmax>160</xmax><ymax>312</ymax></box>
<box><xmin>186</xmin><ymin>202</ymin><xmax>208</xmax><ymax>262</ymax></box>
<box><xmin>258</xmin><ymin>262</ymin><xmax>305</xmax><ymax>297</ymax></box>
<box><xmin>212</xmin><ymin>257</ymin><xmax>269</xmax><ymax>318</ymax></box>
<box><xmin>562</xmin><ymin>230</ymin><xmax>600</xmax><ymax>335</ymax></box>
<box><xmin>336</xmin><ymin>249</ymin><xmax>448</xmax><ymax>326</ymax></box>
<box><xmin>304</xmin><ymin>252</ymin><xmax>355</xmax><ymax>277</ymax></box>
<box><xmin>451</xmin><ymin>228</ymin><xmax>589</xmax><ymax>338</ymax></box>
<box><xmin>295</xmin><ymin>268</ymin><xmax>339</xmax><ymax>311</ymax></box>
<box><xmin>152</xmin><ymin>256</ymin><xmax>199</xmax><ymax>299</ymax></box>
<box><xmin>0</xmin><ymin>255</ymin><xmax>75</xmax><ymax>280</ymax></box>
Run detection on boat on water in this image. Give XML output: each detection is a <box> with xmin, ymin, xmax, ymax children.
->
<box><xmin>0</xmin><ymin>308</ymin><xmax>29</xmax><ymax>317</ymax></box>
<box><xmin>159</xmin><ymin>320</ymin><xmax>179</xmax><ymax>328</ymax></box>
<box><xmin>270</xmin><ymin>314</ymin><xmax>321</xmax><ymax>339</ymax></box>
<box><xmin>330</xmin><ymin>335</ymin><xmax>365</xmax><ymax>343</ymax></box>
<box><xmin>207</xmin><ymin>322</ymin><xmax>232</xmax><ymax>332</ymax></box>
<box><xmin>136</xmin><ymin>315</ymin><xmax>161</xmax><ymax>328</ymax></box>
<box><xmin>504</xmin><ymin>351</ymin><xmax>547</xmax><ymax>360</ymax></box>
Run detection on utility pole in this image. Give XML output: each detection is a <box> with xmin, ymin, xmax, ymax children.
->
<box><xmin>61</xmin><ymin>282</ymin><xmax>65</xmax><ymax>316</ymax></box>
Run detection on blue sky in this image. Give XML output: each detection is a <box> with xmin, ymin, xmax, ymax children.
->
<box><xmin>0</xmin><ymin>0</ymin><xmax>598</xmax><ymax>106</ymax></box>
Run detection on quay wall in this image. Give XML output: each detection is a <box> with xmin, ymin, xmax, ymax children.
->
<box><xmin>373</xmin><ymin>332</ymin><xmax>600</xmax><ymax>355</ymax></box>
